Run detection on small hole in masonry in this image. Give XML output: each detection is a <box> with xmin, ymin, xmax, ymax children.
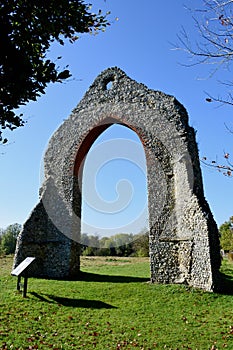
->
<box><xmin>106</xmin><ymin>80</ymin><xmax>113</xmax><ymax>90</ymax></box>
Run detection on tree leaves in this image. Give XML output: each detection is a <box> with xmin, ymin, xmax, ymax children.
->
<box><xmin>0</xmin><ymin>1</ymin><xmax>110</xmax><ymax>142</ymax></box>
<box><xmin>219</xmin><ymin>217</ymin><xmax>233</xmax><ymax>251</ymax></box>
<box><xmin>0</xmin><ymin>223</ymin><xmax>21</xmax><ymax>255</ymax></box>
<box><xmin>56</xmin><ymin>69</ymin><xmax>71</xmax><ymax>81</ymax></box>
<box><xmin>81</xmin><ymin>231</ymin><xmax>149</xmax><ymax>257</ymax></box>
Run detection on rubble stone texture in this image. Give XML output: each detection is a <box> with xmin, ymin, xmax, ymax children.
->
<box><xmin>13</xmin><ymin>67</ymin><xmax>221</xmax><ymax>291</ymax></box>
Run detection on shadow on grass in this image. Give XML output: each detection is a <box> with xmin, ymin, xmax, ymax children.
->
<box><xmin>30</xmin><ymin>292</ymin><xmax>117</xmax><ymax>309</ymax></box>
<box><xmin>216</xmin><ymin>272</ymin><xmax>233</xmax><ymax>295</ymax></box>
<box><xmin>32</xmin><ymin>272</ymin><xmax>149</xmax><ymax>283</ymax></box>
<box><xmin>73</xmin><ymin>271</ymin><xmax>149</xmax><ymax>283</ymax></box>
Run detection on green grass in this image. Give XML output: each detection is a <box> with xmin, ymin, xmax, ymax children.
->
<box><xmin>1</xmin><ymin>255</ymin><xmax>233</xmax><ymax>349</ymax></box>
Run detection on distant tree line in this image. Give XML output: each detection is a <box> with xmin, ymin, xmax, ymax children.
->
<box><xmin>81</xmin><ymin>231</ymin><xmax>149</xmax><ymax>257</ymax></box>
<box><xmin>2</xmin><ymin>217</ymin><xmax>233</xmax><ymax>260</ymax></box>
<box><xmin>0</xmin><ymin>224</ymin><xmax>149</xmax><ymax>257</ymax></box>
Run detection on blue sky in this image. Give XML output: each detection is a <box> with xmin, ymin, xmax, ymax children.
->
<box><xmin>1</xmin><ymin>0</ymin><xmax>233</xmax><ymax>234</ymax></box>
<box><xmin>81</xmin><ymin>126</ymin><xmax>149</xmax><ymax>236</ymax></box>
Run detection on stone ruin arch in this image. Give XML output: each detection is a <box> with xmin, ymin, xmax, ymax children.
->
<box><xmin>14</xmin><ymin>67</ymin><xmax>221</xmax><ymax>291</ymax></box>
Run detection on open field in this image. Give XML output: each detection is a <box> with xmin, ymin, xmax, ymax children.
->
<box><xmin>0</xmin><ymin>255</ymin><xmax>233</xmax><ymax>349</ymax></box>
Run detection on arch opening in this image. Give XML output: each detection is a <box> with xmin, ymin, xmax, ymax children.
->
<box><xmin>74</xmin><ymin>123</ymin><xmax>149</xmax><ymax>256</ymax></box>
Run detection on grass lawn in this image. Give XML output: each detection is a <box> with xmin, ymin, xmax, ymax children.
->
<box><xmin>0</xmin><ymin>255</ymin><xmax>233</xmax><ymax>349</ymax></box>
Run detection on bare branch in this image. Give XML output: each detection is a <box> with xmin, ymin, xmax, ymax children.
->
<box><xmin>201</xmin><ymin>157</ymin><xmax>233</xmax><ymax>176</ymax></box>
<box><xmin>205</xmin><ymin>91</ymin><xmax>233</xmax><ymax>105</ymax></box>
<box><xmin>176</xmin><ymin>0</ymin><xmax>233</xmax><ymax>107</ymax></box>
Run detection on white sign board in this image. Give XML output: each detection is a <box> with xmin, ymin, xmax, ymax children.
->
<box><xmin>11</xmin><ymin>257</ymin><xmax>35</xmax><ymax>276</ymax></box>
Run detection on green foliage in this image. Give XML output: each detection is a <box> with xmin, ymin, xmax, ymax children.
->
<box><xmin>81</xmin><ymin>231</ymin><xmax>149</xmax><ymax>257</ymax></box>
<box><xmin>219</xmin><ymin>216</ymin><xmax>233</xmax><ymax>251</ymax></box>
<box><xmin>101</xmin><ymin>233</ymin><xmax>134</xmax><ymax>256</ymax></box>
<box><xmin>0</xmin><ymin>237</ymin><xmax>5</xmax><ymax>256</ymax></box>
<box><xmin>0</xmin><ymin>223</ymin><xmax>21</xmax><ymax>255</ymax></box>
<box><xmin>82</xmin><ymin>246</ymin><xmax>97</xmax><ymax>257</ymax></box>
<box><xmin>0</xmin><ymin>0</ymin><xmax>110</xmax><ymax>143</ymax></box>
<box><xmin>131</xmin><ymin>231</ymin><xmax>149</xmax><ymax>257</ymax></box>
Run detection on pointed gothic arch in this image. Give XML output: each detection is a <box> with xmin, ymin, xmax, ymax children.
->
<box><xmin>14</xmin><ymin>67</ymin><xmax>221</xmax><ymax>291</ymax></box>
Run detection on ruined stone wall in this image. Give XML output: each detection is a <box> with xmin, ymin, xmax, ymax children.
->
<box><xmin>14</xmin><ymin>67</ymin><xmax>221</xmax><ymax>290</ymax></box>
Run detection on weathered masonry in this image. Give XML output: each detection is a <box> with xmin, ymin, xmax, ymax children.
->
<box><xmin>14</xmin><ymin>67</ymin><xmax>221</xmax><ymax>291</ymax></box>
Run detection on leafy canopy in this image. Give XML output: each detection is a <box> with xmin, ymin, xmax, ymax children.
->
<box><xmin>0</xmin><ymin>223</ymin><xmax>21</xmax><ymax>254</ymax></box>
<box><xmin>219</xmin><ymin>216</ymin><xmax>233</xmax><ymax>251</ymax></box>
<box><xmin>0</xmin><ymin>0</ymin><xmax>110</xmax><ymax>143</ymax></box>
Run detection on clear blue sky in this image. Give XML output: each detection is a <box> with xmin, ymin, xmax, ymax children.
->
<box><xmin>1</xmin><ymin>0</ymin><xmax>233</xmax><ymax>235</ymax></box>
<box><xmin>81</xmin><ymin>125</ymin><xmax>149</xmax><ymax>236</ymax></box>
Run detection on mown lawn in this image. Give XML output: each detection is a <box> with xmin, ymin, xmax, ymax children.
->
<box><xmin>0</xmin><ymin>255</ymin><xmax>233</xmax><ymax>349</ymax></box>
